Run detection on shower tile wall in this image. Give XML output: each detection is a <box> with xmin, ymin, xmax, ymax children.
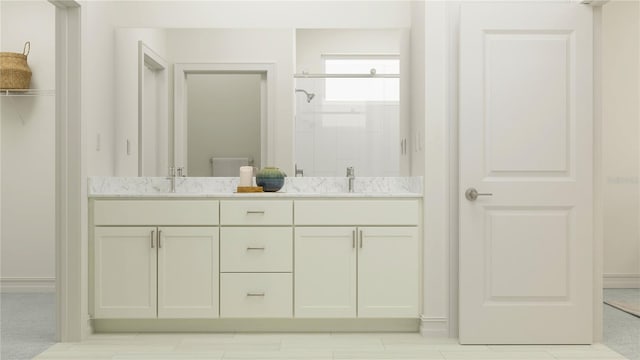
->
<box><xmin>295</xmin><ymin>81</ymin><xmax>400</xmax><ymax>177</ymax></box>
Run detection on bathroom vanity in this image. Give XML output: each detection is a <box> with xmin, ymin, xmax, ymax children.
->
<box><xmin>88</xmin><ymin>177</ymin><xmax>423</xmax><ymax>331</ymax></box>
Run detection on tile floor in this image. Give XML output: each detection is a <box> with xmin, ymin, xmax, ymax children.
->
<box><xmin>34</xmin><ymin>332</ymin><xmax>629</xmax><ymax>360</ymax></box>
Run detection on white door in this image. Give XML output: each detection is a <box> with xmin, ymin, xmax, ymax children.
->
<box><xmin>94</xmin><ymin>227</ymin><xmax>157</xmax><ymax>318</ymax></box>
<box><xmin>294</xmin><ymin>227</ymin><xmax>357</xmax><ymax>318</ymax></box>
<box><xmin>358</xmin><ymin>227</ymin><xmax>419</xmax><ymax>318</ymax></box>
<box><xmin>141</xmin><ymin>65</ymin><xmax>159</xmax><ymax>176</ymax></box>
<box><xmin>157</xmin><ymin>227</ymin><xmax>219</xmax><ymax>318</ymax></box>
<box><xmin>459</xmin><ymin>2</ymin><xmax>593</xmax><ymax>344</ymax></box>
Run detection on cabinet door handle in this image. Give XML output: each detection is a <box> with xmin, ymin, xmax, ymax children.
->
<box><xmin>246</xmin><ymin>292</ymin><xmax>265</xmax><ymax>297</ymax></box>
<box><xmin>150</xmin><ymin>230</ymin><xmax>155</xmax><ymax>248</ymax></box>
<box><xmin>352</xmin><ymin>230</ymin><xmax>356</xmax><ymax>249</ymax></box>
<box><xmin>158</xmin><ymin>230</ymin><xmax>162</xmax><ymax>249</ymax></box>
<box><xmin>246</xmin><ymin>210</ymin><xmax>265</xmax><ymax>215</ymax></box>
<box><xmin>359</xmin><ymin>230</ymin><xmax>363</xmax><ymax>249</ymax></box>
<box><xmin>246</xmin><ymin>247</ymin><xmax>265</xmax><ymax>251</ymax></box>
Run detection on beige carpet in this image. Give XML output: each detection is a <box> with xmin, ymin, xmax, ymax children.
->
<box><xmin>604</xmin><ymin>289</ymin><xmax>640</xmax><ymax>318</ymax></box>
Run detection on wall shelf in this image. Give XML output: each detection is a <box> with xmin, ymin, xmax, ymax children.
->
<box><xmin>1</xmin><ymin>89</ymin><xmax>55</xmax><ymax>123</ymax></box>
<box><xmin>0</xmin><ymin>89</ymin><xmax>55</xmax><ymax>97</ymax></box>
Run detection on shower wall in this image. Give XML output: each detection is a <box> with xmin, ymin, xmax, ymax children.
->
<box><xmin>294</xmin><ymin>29</ymin><xmax>408</xmax><ymax>177</ymax></box>
<box><xmin>295</xmin><ymin>78</ymin><xmax>400</xmax><ymax>177</ymax></box>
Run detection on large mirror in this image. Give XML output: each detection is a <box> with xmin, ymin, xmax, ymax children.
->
<box><xmin>115</xmin><ymin>28</ymin><xmax>409</xmax><ymax>177</ymax></box>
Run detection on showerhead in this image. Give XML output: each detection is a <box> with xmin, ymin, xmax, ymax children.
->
<box><xmin>295</xmin><ymin>89</ymin><xmax>315</xmax><ymax>103</ymax></box>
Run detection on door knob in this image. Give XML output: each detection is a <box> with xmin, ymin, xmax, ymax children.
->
<box><xmin>465</xmin><ymin>187</ymin><xmax>493</xmax><ymax>201</ymax></box>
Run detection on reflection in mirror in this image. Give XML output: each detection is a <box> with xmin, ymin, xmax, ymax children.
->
<box><xmin>295</xmin><ymin>74</ymin><xmax>400</xmax><ymax>177</ymax></box>
<box><xmin>294</xmin><ymin>29</ymin><xmax>408</xmax><ymax>177</ymax></box>
<box><xmin>174</xmin><ymin>63</ymin><xmax>275</xmax><ymax>177</ymax></box>
<box><xmin>186</xmin><ymin>73</ymin><xmax>261</xmax><ymax>176</ymax></box>
<box><xmin>138</xmin><ymin>41</ymin><xmax>169</xmax><ymax>176</ymax></box>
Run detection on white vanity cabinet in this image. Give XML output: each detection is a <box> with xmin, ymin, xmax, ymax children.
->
<box><xmin>294</xmin><ymin>227</ymin><xmax>357</xmax><ymax>317</ymax></box>
<box><xmin>94</xmin><ymin>226</ymin><xmax>158</xmax><ymax>319</ymax></box>
<box><xmin>157</xmin><ymin>227</ymin><xmax>219</xmax><ymax>318</ymax></box>
<box><xmin>92</xmin><ymin>200</ymin><xmax>220</xmax><ymax>319</ymax></box>
<box><xmin>294</xmin><ymin>200</ymin><xmax>421</xmax><ymax>318</ymax></box>
<box><xmin>219</xmin><ymin>200</ymin><xmax>294</xmax><ymax>318</ymax></box>
<box><xmin>90</xmin><ymin>196</ymin><xmax>421</xmax><ymax>326</ymax></box>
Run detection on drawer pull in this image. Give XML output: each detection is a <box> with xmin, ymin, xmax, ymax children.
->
<box><xmin>246</xmin><ymin>247</ymin><xmax>266</xmax><ymax>251</ymax></box>
<box><xmin>246</xmin><ymin>292</ymin><xmax>265</xmax><ymax>297</ymax></box>
<box><xmin>359</xmin><ymin>230</ymin><xmax>363</xmax><ymax>249</ymax></box>
<box><xmin>352</xmin><ymin>230</ymin><xmax>356</xmax><ymax>249</ymax></box>
<box><xmin>158</xmin><ymin>230</ymin><xmax>162</xmax><ymax>248</ymax></box>
<box><xmin>150</xmin><ymin>230</ymin><xmax>155</xmax><ymax>248</ymax></box>
<box><xmin>246</xmin><ymin>210</ymin><xmax>265</xmax><ymax>215</ymax></box>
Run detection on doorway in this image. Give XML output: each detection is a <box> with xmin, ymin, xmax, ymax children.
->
<box><xmin>173</xmin><ymin>63</ymin><xmax>276</xmax><ymax>176</ymax></box>
<box><xmin>138</xmin><ymin>41</ymin><xmax>169</xmax><ymax>177</ymax></box>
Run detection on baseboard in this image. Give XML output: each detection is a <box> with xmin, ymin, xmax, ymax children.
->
<box><xmin>603</xmin><ymin>273</ymin><xmax>640</xmax><ymax>288</ymax></box>
<box><xmin>419</xmin><ymin>316</ymin><xmax>449</xmax><ymax>337</ymax></box>
<box><xmin>93</xmin><ymin>318</ymin><xmax>420</xmax><ymax>333</ymax></box>
<box><xmin>0</xmin><ymin>277</ymin><xmax>55</xmax><ymax>293</ymax></box>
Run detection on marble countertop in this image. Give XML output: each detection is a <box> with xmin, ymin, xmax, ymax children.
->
<box><xmin>88</xmin><ymin>176</ymin><xmax>423</xmax><ymax>199</ymax></box>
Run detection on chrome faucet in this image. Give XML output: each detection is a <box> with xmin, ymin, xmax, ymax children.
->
<box><xmin>169</xmin><ymin>167</ymin><xmax>185</xmax><ymax>193</ymax></box>
<box><xmin>295</xmin><ymin>163</ymin><xmax>304</xmax><ymax>177</ymax></box>
<box><xmin>346</xmin><ymin>166</ymin><xmax>355</xmax><ymax>193</ymax></box>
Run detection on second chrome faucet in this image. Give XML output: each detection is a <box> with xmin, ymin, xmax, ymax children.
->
<box><xmin>347</xmin><ymin>166</ymin><xmax>355</xmax><ymax>193</ymax></box>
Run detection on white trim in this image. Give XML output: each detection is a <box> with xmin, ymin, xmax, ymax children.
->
<box><xmin>93</xmin><ymin>319</ymin><xmax>419</xmax><ymax>333</ymax></box>
<box><xmin>422</xmin><ymin>0</ymin><xmax>452</xmax><ymax>339</ymax></box>
<box><xmin>48</xmin><ymin>0</ymin><xmax>79</xmax><ymax>8</ymax></box>
<box><xmin>604</xmin><ymin>274</ymin><xmax>640</xmax><ymax>289</ymax></box>
<box><xmin>419</xmin><ymin>316</ymin><xmax>449</xmax><ymax>337</ymax></box>
<box><xmin>447</xmin><ymin>0</ymin><xmax>461</xmax><ymax>339</ymax></box>
<box><xmin>51</xmin><ymin>0</ymin><xmax>83</xmax><ymax>342</ymax></box>
<box><xmin>0</xmin><ymin>277</ymin><xmax>56</xmax><ymax>293</ymax></box>
<box><xmin>173</xmin><ymin>63</ymin><xmax>276</xmax><ymax>174</ymax></box>
<box><xmin>138</xmin><ymin>41</ymin><xmax>169</xmax><ymax>176</ymax></box>
<box><xmin>592</xmin><ymin>5</ymin><xmax>604</xmax><ymax>343</ymax></box>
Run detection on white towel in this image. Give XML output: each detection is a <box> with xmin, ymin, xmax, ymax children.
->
<box><xmin>211</xmin><ymin>157</ymin><xmax>250</xmax><ymax>177</ymax></box>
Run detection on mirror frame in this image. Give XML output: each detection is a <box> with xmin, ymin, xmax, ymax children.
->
<box><xmin>173</xmin><ymin>63</ymin><xmax>276</xmax><ymax>175</ymax></box>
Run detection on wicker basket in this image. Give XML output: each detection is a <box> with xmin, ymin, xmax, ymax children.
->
<box><xmin>0</xmin><ymin>42</ymin><xmax>32</xmax><ymax>89</ymax></box>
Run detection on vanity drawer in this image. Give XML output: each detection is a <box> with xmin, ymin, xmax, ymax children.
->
<box><xmin>294</xmin><ymin>200</ymin><xmax>420</xmax><ymax>226</ymax></box>
<box><xmin>221</xmin><ymin>228</ymin><xmax>292</xmax><ymax>272</ymax></box>
<box><xmin>220</xmin><ymin>200</ymin><xmax>292</xmax><ymax>225</ymax></box>
<box><xmin>93</xmin><ymin>200</ymin><xmax>219</xmax><ymax>226</ymax></box>
<box><xmin>220</xmin><ymin>273</ymin><xmax>292</xmax><ymax>318</ymax></box>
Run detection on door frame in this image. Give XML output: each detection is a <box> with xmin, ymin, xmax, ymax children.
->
<box><xmin>173</xmin><ymin>63</ymin><xmax>275</xmax><ymax>174</ymax></box>
<box><xmin>138</xmin><ymin>41</ymin><xmax>169</xmax><ymax>176</ymax></box>
<box><xmin>50</xmin><ymin>0</ymin><xmax>83</xmax><ymax>342</ymax></box>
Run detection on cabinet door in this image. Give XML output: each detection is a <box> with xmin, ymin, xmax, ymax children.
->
<box><xmin>94</xmin><ymin>227</ymin><xmax>157</xmax><ymax>318</ymax></box>
<box><xmin>294</xmin><ymin>227</ymin><xmax>357</xmax><ymax>318</ymax></box>
<box><xmin>157</xmin><ymin>227</ymin><xmax>219</xmax><ymax>318</ymax></box>
<box><xmin>358</xmin><ymin>227</ymin><xmax>419</xmax><ymax>318</ymax></box>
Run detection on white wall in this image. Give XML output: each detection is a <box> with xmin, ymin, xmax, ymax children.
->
<box><xmin>602</xmin><ymin>0</ymin><xmax>640</xmax><ymax>288</ymax></box>
<box><xmin>296</xmin><ymin>29</ymin><xmax>403</xmax><ymax>74</ymax></box>
<box><xmin>0</xmin><ymin>0</ymin><xmax>55</xmax><ymax>291</ymax></box>
<box><xmin>187</xmin><ymin>74</ymin><xmax>261</xmax><ymax>176</ymax></box>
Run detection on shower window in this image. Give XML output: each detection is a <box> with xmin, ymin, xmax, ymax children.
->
<box><xmin>323</xmin><ymin>55</ymin><xmax>400</xmax><ymax>102</ymax></box>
